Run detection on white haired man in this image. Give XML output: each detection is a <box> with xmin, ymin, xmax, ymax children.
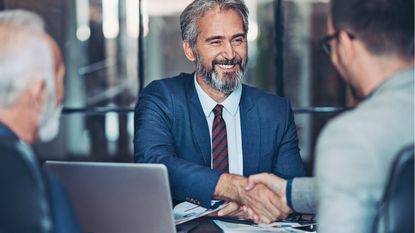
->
<box><xmin>0</xmin><ymin>10</ymin><xmax>80</xmax><ymax>233</ymax></box>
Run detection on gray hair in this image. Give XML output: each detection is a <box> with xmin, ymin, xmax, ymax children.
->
<box><xmin>0</xmin><ymin>10</ymin><xmax>55</xmax><ymax>108</ymax></box>
<box><xmin>180</xmin><ymin>0</ymin><xmax>249</xmax><ymax>49</ymax></box>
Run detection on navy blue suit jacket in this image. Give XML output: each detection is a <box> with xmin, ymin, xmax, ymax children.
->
<box><xmin>0</xmin><ymin>123</ymin><xmax>80</xmax><ymax>233</ymax></box>
<box><xmin>134</xmin><ymin>73</ymin><xmax>305</xmax><ymax>208</ymax></box>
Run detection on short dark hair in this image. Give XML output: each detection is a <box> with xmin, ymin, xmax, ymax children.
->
<box><xmin>180</xmin><ymin>0</ymin><xmax>249</xmax><ymax>50</ymax></box>
<box><xmin>331</xmin><ymin>0</ymin><xmax>414</xmax><ymax>59</ymax></box>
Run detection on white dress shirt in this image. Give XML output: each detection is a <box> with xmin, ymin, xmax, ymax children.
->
<box><xmin>194</xmin><ymin>76</ymin><xmax>244</xmax><ymax>175</ymax></box>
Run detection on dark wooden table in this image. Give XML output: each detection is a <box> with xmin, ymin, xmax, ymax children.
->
<box><xmin>177</xmin><ymin>217</ymin><xmax>221</xmax><ymax>233</ymax></box>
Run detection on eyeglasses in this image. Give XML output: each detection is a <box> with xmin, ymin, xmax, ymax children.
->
<box><xmin>320</xmin><ymin>31</ymin><xmax>355</xmax><ymax>56</ymax></box>
<box><xmin>320</xmin><ymin>32</ymin><xmax>339</xmax><ymax>56</ymax></box>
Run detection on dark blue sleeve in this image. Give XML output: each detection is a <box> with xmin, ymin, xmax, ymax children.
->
<box><xmin>286</xmin><ymin>178</ymin><xmax>294</xmax><ymax>208</ymax></box>
<box><xmin>133</xmin><ymin>81</ymin><xmax>221</xmax><ymax>208</ymax></box>
<box><xmin>273</xmin><ymin>101</ymin><xmax>305</xmax><ymax>178</ymax></box>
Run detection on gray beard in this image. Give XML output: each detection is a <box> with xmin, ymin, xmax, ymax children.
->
<box><xmin>195</xmin><ymin>54</ymin><xmax>245</xmax><ymax>95</ymax></box>
<box><xmin>38</xmin><ymin>104</ymin><xmax>61</xmax><ymax>142</ymax></box>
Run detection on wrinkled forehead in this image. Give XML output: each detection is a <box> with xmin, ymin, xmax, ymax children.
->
<box><xmin>197</xmin><ymin>7</ymin><xmax>244</xmax><ymax>35</ymax></box>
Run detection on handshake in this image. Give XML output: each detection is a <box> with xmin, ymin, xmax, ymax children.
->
<box><xmin>212</xmin><ymin>173</ymin><xmax>291</xmax><ymax>224</ymax></box>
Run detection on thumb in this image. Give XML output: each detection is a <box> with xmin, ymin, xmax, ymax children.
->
<box><xmin>249</xmin><ymin>173</ymin><xmax>270</xmax><ymax>185</ymax></box>
<box><xmin>245</xmin><ymin>178</ymin><xmax>256</xmax><ymax>190</ymax></box>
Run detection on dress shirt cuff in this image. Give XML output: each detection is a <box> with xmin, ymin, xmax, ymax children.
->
<box><xmin>286</xmin><ymin>178</ymin><xmax>293</xmax><ymax>209</ymax></box>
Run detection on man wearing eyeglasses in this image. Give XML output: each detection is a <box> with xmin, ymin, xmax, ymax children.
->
<box><xmin>245</xmin><ymin>0</ymin><xmax>414</xmax><ymax>231</ymax></box>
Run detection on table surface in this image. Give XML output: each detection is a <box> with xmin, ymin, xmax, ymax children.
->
<box><xmin>176</xmin><ymin>214</ymin><xmax>316</xmax><ymax>233</ymax></box>
<box><xmin>177</xmin><ymin>217</ymin><xmax>221</xmax><ymax>233</ymax></box>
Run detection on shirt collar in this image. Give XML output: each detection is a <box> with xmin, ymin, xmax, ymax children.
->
<box><xmin>194</xmin><ymin>74</ymin><xmax>242</xmax><ymax>117</ymax></box>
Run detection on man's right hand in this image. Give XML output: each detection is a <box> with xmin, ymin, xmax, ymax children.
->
<box><xmin>213</xmin><ymin>173</ymin><xmax>288</xmax><ymax>223</ymax></box>
<box><xmin>245</xmin><ymin>173</ymin><xmax>292</xmax><ymax>221</ymax></box>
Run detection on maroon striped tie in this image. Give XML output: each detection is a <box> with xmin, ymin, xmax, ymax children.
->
<box><xmin>212</xmin><ymin>104</ymin><xmax>229</xmax><ymax>173</ymax></box>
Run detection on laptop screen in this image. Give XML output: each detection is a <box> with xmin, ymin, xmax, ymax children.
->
<box><xmin>44</xmin><ymin>161</ymin><xmax>176</xmax><ymax>233</ymax></box>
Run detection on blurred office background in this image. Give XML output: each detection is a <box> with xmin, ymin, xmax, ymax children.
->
<box><xmin>0</xmin><ymin>0</ymin><xmax>357</xmax><ymax>175</ymax></box>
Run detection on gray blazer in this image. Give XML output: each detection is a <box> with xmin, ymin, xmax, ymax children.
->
<box><xmin>291</xmin><ymin>177</ymin><xmax>317</xmax><ymax>214</ymax></box>
<box><xmin>315</xmin><ymin>68</ymin><xmax>415</xmax><ymax>233</ymax></box>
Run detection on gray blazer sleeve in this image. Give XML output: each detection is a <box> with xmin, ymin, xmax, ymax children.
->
<box><xmin>291</xmin><ymin>177</ymin><xmax>317</xmax><ymax>214</ymax></box>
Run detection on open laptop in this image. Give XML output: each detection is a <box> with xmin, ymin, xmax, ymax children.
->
<box><xmin>44</xmin><ymin>161</ymin><xmax>176</xmax><ymax>233</ymax></box>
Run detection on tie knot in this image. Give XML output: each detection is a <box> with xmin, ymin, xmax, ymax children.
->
<box><xmin>213</xmin><ymin>104</ymin><xmax>224</xmax><ymax>117</ymax></box>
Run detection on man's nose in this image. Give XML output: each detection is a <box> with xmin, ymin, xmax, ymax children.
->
<box><xmin>221</xmin><ymin>41</ymin><xmax>235</xmax><ymax>60</ymax></box>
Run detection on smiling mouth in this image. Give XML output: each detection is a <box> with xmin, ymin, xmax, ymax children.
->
<box><xmin>212</xmin><ymin>57</ymin><xmax>243</xmax><ymax>72</ymax></box>
<box><xmin>217</xmin><ymin>64</ymin><xmax>236</xmax><ymax>70</ymax></box>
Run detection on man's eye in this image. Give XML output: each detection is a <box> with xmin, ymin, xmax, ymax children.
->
<box><xmin>232</xmin><ymin>37</ymin><xmax>245</xmax><ymax>45</ymax></box>
<box><xmin>210</xmin><ymin>40</ymin><xmax>221</xmax><ymax>45</ymax></box>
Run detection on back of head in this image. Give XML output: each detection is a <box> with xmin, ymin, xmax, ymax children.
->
<box><xmin>0</xmin><ymin>10</ymin><xmax>55</xmax><ymax>108</ymax></box>
<box><xmin>331</xmin><ymin>0</ymin><xmax>414</xmax><ymax>60</ymax></box>
<box><xmin>180</xmin><ymin>0</ymin><xmax>249</xmax><ymax>49</ymax></box>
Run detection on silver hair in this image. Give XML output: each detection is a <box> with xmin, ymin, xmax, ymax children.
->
<box><xmin>0</xmin><ymin>10</ymin><xmax>55</xmax><ymax>108</ymax></box>
<box><xmin>180</xmin><ymin>0</ymin><xmax>249</xmax><ymax>49</ymax></box>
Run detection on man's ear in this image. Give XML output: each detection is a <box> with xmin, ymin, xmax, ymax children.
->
<box><xmin>183</xmin><ymin>40</ymin><xmax>196</xmax><ymax>62</ymax></box>
<box><xmin>337</xmin><ymin>31</ymin><xmax>355</xmax><ymax>62</ymax></box>
<box><xmin>29</xmin><ymin>79</ymin><xmax>47</xmax><ymax>108</ymax></box>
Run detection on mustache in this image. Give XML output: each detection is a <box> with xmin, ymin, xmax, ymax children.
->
<box><xmin>212</xmin><ymin>57</ymin><xmax>242</xmax><ymax>67</ymax></box>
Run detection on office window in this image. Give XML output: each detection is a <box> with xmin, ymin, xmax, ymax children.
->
<box><xmin>0</xmin><ymin>0</ymin><xmax>354</xmax><ymax>173</ymax></box>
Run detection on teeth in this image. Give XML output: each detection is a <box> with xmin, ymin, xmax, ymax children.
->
<box><xmin>218</xmin><ymin>64</ymin><xmax>234</xmax><ymax>69</ymax></box>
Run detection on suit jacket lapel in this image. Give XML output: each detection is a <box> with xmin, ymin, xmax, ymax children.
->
<box><xmin>187</xmin><ymin>75</ymin><xmax>211</xmax><ymax>166</ymax></box>
<box><xmin>240</xmin><ymin>86</ymin><xmax>260</xmax><ymax>176</ymax></box>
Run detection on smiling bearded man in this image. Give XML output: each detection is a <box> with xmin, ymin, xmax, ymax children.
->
<box><xmin>134</xmin><ymin>0</ymin><xmax>305</xmax><ymax>223</ymax></box>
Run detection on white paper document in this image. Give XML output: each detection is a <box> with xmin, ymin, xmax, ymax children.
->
<box><xmin>213</xmin><ymin>220</ymin><xmax>304</xmax><ymax>233</ymax></box>
<box><xmin>174</xmin><ymin>200</ymin><xmax>228</xmax><ymax>225</ymax></box>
